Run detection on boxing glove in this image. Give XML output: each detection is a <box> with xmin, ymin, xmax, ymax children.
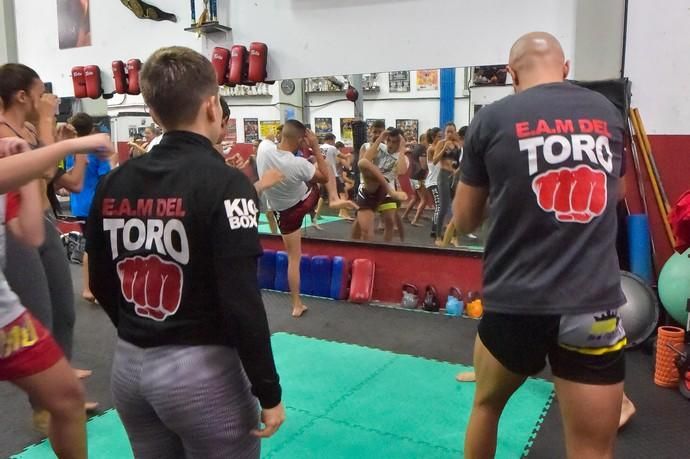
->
<box><xmin>228</xmin><ymin>45</ymin><xmax>247</xmax><ymax>86</ymax></box>
<box><xmin>247</xmin><ymin>42</ymin><xmax>268</xmax><ymax>83</ymax></box>
<box><xmin>71</xmin><ymin>66</ymin><xmax>87</xmax><ymax>98</ymax></box>
<box><xmin>112</xmin><ymin>60</ymin><xmax>127</xmax><ymax>94</ymax></box>
<box><xmin>84</xmin><ymin>65</ymin><xmax>102</xmax><ymax>99</ymax></box>
<box><xmin>127</xmin><ymin>59</ymin><xmax>142</xmax><ymax>95</ymax></box>
<box><xmin>211</xmin><ymin>47</ymin><xmax>230</xmax><ymax>85</ymax></box>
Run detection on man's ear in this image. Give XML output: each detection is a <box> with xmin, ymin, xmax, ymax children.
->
<box><xmin>507</xmin><ymin>65</ymin><xmax>519</xmax><ymax>90</ymax></box>
<box><xmin>206</xmin><ymin>95</ymin><xmax>220</xmax><ymax>123</ymax></box>
<box><xmin>563</xmin><ymin>59</ymin><xmax>571</xmax><ymax>79</ymax></box>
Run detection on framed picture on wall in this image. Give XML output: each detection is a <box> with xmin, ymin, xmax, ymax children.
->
<box><xmin>366</xmin><ymin>119</ymin><xmax>386</xmax><ymax>130</ymax></box>
<box><xmin>315</xmin><ymin>117</ymin><xmax>333</xmax><ymax>143</ymax></box>
<box><xmin>57</xmin><ymin>0</ymin><xmax>92</xmax><ymax>49</ymax></box>
<box><xmin>472</xmin><ymin>65</ymin><xmax>508</xmax><ymax>86</ymax></box>
<box><xmin>244</xmin><ymin>118</ymin><xmax>259</xmax><ymax>143</ymax></box>
<box><xmin>224</xmin><ymin>118</ymin><xmax>237</xmax><ymax>144</ymax></box>
<box><xmin>416</xmin><ymin>70</ymin><xmax>439</xmax><ymax>91</ymax></box>
<box><xmin>396</xmin><ymin>119</ymin><xmax>419</xmax><ymax>142</ymax></box>
<box><xmin>340</xmin><ymin>118</ymin><xmax>354</xmax><ymax>143</ymax></box>
<box><xmin>389</xmin><ymin>71</ymin><xmax>410</xmax><ymax>92</ymax></box>
<box><xmin>260</xmin><ymin>120</ymin><xmax>281</xmax><ymax>139</ymax></box>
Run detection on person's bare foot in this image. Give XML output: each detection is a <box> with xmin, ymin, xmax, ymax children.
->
<box><xmin>330</xmin><ymin>199</ymin><xmax>359</xmax><ymax>211</ymax></box>
<box><xmin>410</xmin><ymin>220</ymin><xmax>422</xmax><ymax>227</ymax></box>
<box><xmin>434</xmin><ymin>239</ymin><xmax>447</xmax><ymax>247</ymax></box>
<box><xmin>311</xmin><ymin>221</ymin><xmax>323</xmax><ymax>230</ymax></box>
<box><xmin>82</xmin><ymin>291</ymin><xmax>98</xmax><ymax>304</ymax></box>
<box><xmin>74</xmin><ymin>368</ymin><xmax>92</xmax><ymax>379</ymax></box>
<box><xmin>291</xmin><ymin>304</ymin><xmax>308</xmax><ymax>318</ymax></box>
<box><xmin>85</xmin><ymin>401</ymin><xmax>99</xmax><ymax>412</ymax></box>
<box><xmin>456</xmin><ymin>371</ymin><xmax>476</xmax><ymax>382</ymax></box>
<box><xmin>619</xmin><ymin>394</ymin><xmax>636</xmax><ymax>428</ymax></box>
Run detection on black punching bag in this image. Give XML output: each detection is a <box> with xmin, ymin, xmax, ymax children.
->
<box><xmin>352</xmin><ymin>120</ymin><xmax>368</xmax><ymax>191</ymax></box>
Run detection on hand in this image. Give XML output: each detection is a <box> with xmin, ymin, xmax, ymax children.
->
<box><xmin>251</xmin><ymin>403</ymin><xmax>286</xmax><ymax>438</ymax></box>
<box><xmin>304</xmin><ymin>129</ymin><xmax>319</xmax><ymax>149</ymax></box>
<box><xmin>56</xmin><ymin>123</ymin><xmax>77</xmax><ymax>140</ymax></box>
<box><xmin>0</xmin><ymin>137</ymin><xmax>30</xmax><ymax>157</ymax></box>
<box><xmin>376</xmin><ymin>130</ymin><xmax>389</xmax><ymax>143</ymax></box>
<box><xmin>38</xmin><ymin>93</ymin><xmax>59</xmax><ymax>120</ymax></box>
<box><xmin>390</xmin><ymin>189</ymin><xmax>408</xmax><ymax>202</ymax></box>
<box><xmin>70</xmin><ymin>133</ymin><xmax>114</xmax><ymax>158</ymax></box>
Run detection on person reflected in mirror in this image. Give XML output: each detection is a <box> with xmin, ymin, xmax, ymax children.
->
<box><xmin>441</xmin><ymin>125</ymin><xmax>478</xmax><ymax>247</ymax></box>
<box><xmin>335</xmin><ymin>141</ymin><xmax>355</xmax><ymax>221</ymax></box>
<box><xmin>353</xmin><ymin>124</ymin><xmax>408</xmax><ymax>242</ymax></box>
<box><xmin>424</xmin><ymin>127</ymin><xmax>443</xmax><ymax>239</ymax></box>
<box><xmin>432</xmin><ymin>122</ymin><xmax>462</xmax><ymax>247</ymax></box>
<box><xmin>314</xmin><ymin>133</ymin><xmax>343</xmax><ymax>226</ymax></box>
<box><xmin>257</xmin><ymin>121</ymin><xmax>354</xmax><ymax>317</ymax></box>
<box><xmin>402</xmin><ymin>132</ymin><xmax>429</xmax><ymax>226</ymax></box>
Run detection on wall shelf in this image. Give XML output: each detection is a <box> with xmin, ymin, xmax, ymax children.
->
<box><xmin>184</xmin><ymin>21</ymin><xmax>232</xmax><ymax>34</ymax></box>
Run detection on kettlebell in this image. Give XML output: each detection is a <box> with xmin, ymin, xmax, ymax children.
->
<box><xmin>401</xmin><ymin>283</ymin><xmax>419</xmax><ymax>309</ymax></box>
<box><xmin>445</xmin><ymin>287</ymin><xmax>463</xmax><ymax>317</ymax></box>
<box><xmin>422</xmin><ymin>285</ymin><xmax>440</xmax><ymax>312</ymax></box>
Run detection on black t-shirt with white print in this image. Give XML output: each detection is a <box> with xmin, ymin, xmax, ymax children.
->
<box><xmin>87</xmin><ymin>131</ymin><xmax>281</xmax><ymax>408</ymax></box>
<box><xmin>460</xmin><ymin>82</ymin><xmax>626</xmax><ymax>315</ymax></box>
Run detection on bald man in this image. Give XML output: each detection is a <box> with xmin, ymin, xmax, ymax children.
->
<box><xmin>453</xmin><ymin>32</ymin><xmax>626</xmax><ymax>459</ymax></box>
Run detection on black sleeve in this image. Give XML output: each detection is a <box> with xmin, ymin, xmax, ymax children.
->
<box><xmin>210</xmin><ymin>171</ymin><xmax>281</xmax><ymax>409</ymax></box>
<box><xmin>86</xmin><ymin>177</ymin><xmax>120</xmax><ymax>326</ymax></box>
<box><xmin>459</xmin><ymin>110</ymin><xmax>490</xmax><ymax>187</ymax></box>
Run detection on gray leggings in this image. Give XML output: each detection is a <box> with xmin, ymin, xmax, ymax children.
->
<box><xmin>5</xmin><ymin>216</ymin><xmax>75</xmax><ymax>359</ymax></box>
<box><xmin>111</xmin><ymin>339</ymin><xmax>260</xmax><ymax>459</ymax></box>
<box><xmin>434</xmin><ymin>169</ymin><xmax>453</xmax><ymax>237</ymax></box>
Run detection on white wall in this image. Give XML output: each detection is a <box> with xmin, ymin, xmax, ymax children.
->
<box><xmin>208</xmin><ymin>0</ymin><xmax>577</xmax><ymax>81</ymax></box>
<box><xmin>14</xmin><ymin>0</ymin><xmax>200</xmax><ymax>95</ymax></box>
<box><xmin>0</xmin><ymin>0</ymin><xmax>17</xmax><ymax>63</ymax></box>
<box><xmin>625</xmin><ymin>0</ymin><xmax>690</xmax><ymax>134</ymax></box>
<box><xmin>572</xmin><ymin>0</ymin><xmax>626</xmax><ymax>80</ymax></box>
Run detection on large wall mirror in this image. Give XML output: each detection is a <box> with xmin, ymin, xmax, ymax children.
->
<box><xmin>221</xmin><ymin>66</ymin><xmax>514</xmax><ymax>252</ymax></box>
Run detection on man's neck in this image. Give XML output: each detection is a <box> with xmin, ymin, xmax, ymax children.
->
<box><xmin>168</xmin><ymin>123</ymin><xmax>213</xmax><ymax>143</ymax></box>
<box><xmin>517</xmin><ymin>75</ymin><xmax>564</xmax><ymax>93</ymax></box>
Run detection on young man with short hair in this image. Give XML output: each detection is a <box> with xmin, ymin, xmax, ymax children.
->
<box><xmin>353</xmin><ymin>122</ymin><xmax>408</xmax><ymax>241</ymax></box>
<box><xmin>87</xmin><ymin>46</ymin><xmax>285</xmax><ymax>458</ymax></box>
<box><xmin>314</xmin><ymin>132</ymin><xmax>340</xmax><ymax>223</ymax></box>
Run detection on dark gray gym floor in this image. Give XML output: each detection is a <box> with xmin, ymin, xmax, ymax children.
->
<box><xmin>1</xmin><ymin>265</ymin><xmax>688</xmax><ymax>458</ymax></box>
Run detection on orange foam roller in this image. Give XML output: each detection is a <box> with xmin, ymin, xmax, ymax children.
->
<box><xmin>655</xmin><ymin>326</ymin><xmax>685</xmax><ymax>387</ymax></box>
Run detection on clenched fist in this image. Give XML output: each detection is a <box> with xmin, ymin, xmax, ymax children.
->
<box><xmin>117</xmin><ymin>255</ymin><xmax>183</xmax><ymax>321</ymax></box>
<box><xmin>532</xmin><ymin>165</ymin><xmax>607</xmax><ymax>223</ymax></box>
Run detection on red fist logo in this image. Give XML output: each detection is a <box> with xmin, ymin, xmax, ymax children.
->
<box><xmin>116</xmin><ymin>255</ymin><xmax>183</xmax><ymax>321</ymax></box>
<box><xmin>532</xmin><ymin>165</ymin><xmax>608</xmax><ymax>223</ymax></box>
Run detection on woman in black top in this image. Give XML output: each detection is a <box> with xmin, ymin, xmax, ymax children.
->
<box><xmin>402</xmin><ymin>133</ymin><xmax>429</xmax><ymax>226</ymax></box>
<box><xmin>431</xmin><ymin>123</ymin><xmax>462</xmax><ymax>245</ymax></box>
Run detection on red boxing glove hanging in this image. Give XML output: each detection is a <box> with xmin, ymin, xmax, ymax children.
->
<box><xmin>247</xmin><ymin>42</ymin><xmax>268</xmax><ymax>83</ymax></box>
<box><xmin>71</xmin><ymin>66</ymin><xmax>87</xmax><ymax>98</ymax></box>
<box><xmin>112</xmin><ymin>60</ymin><xmax>127</xmax><ymax>95</ymax></box>
<box><xmin>127</xmin><ymin>59</ymin><xmax>142</xmax><ymax>95</ymax></box>
<box><xmin>211</xmin><ymin>47</ymin><xmax>230</xmax><ymax>85</ymax></box>
<box><xmin>84</xmin><ymin>65</ymin><xmax>102</xmax><ymax>99</ymax></box>
<box><xmin>228</xmin><ymin>45</ymin><xmax>247</xmax><ymax>86</ymax></box>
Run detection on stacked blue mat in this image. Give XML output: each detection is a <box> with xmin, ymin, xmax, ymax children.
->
<box><xmin>258</xmin><ymin>250</ymin><xmax>349</xmax><ymax>300</ymax></box>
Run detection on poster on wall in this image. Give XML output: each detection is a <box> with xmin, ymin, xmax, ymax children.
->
<box><xmin>396</xmin><ymin>119</ymin><xmax>419</xmax><ymax>143</ymax></box>
<box><xmin>57</xmin><ymin>0</ymin><xmax>92</xmax><ymax>49</ymax></box>
<box><xmin>224</xmin><ymin>118</ymin><xmax>237</xmax><ymax>144</ymax></box>
<box><xmin>314</xmin><ymin>117</ymin><xmax>333</xmax><ymax>143</ymax></box>
<box><xmin>366</xmin><ymin>119</ymin><xmax>386</xmax><ymax>130</ymax></box>
<box><xmin>389</xmin><ymin>71</ymin><xmax>410</xmax><ymax>92</ymax></box>
<box><xmin>416</xmin><ymin>70</ymin><xmax>439</xmax><ymax>91</ymax></box>
<box><xmin>260</xmin><ymin>120</ymin><xmax>281</xmax><ymax>139</ymax></box>
<box><xmin>472</xmin><ymin>65</ymin><xmax>508</xmax><ymax>86</ymax></box>
<box><xmin>244</xmin><ymin>118</ymin><xmax>259</xmax><ymax>143</ymax></box>
<box><xmin>340</xmin><ymin>118</ymin><xmax>354</xmax><ymax>143</ymax></box>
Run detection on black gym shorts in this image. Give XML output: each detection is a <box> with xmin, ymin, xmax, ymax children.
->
<box><xmin>355</xmin><ymin>184</ymin><xmax>387</xmax><ymax>211</ymax></box>
<box><xmin>477</xmin><ymin>308</ymin><xmax>626</xmax><ymax>385</ymax></box>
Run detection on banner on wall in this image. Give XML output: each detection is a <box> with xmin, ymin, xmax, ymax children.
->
<box><xmin>224</xmin><ymin>118</ymin><xmax>237</xmax><ymax>144</ymax></box>
<box><xmin>244</xmin><ymin>118</ymin><xmax>259</xmax><ymax>143</ymax></box>
<box><xmin>57</xmin><ymin>0</ymin><xmax>92</xmax><ymax>49</ymax></box>
<box><xmin>416</xmin><ymin>70</ymin><xmax>439</xmax><ymax>91</ymax></box>
<box><xmin>340</xmin><ymin>118</ymin><xmax>354</xmax><ymax>143</ymax></box>
<box><xmin>389</xmin><ymin>71</ymin><xmax>411</xmax><ymax>92</ymax></box>
<box><xmin>260</xmin><ymin>120</ymin><xmax>281</xmax><ymax>139</ymax></box>
<box><xmin>396</xmin><ymin>119</ymin><xmax>419</xmax><ymax>143</ymax></box>
<box><xmin>315</xmin><ymin>117</ymin><xmax>333</xmax><ymax>143</ymax></box>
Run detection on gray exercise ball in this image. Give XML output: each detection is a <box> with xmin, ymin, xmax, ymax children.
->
<box><xmin>619</xmin><ymin>271</ymin><xmax>659</xmax><ymax>348</ymax></box>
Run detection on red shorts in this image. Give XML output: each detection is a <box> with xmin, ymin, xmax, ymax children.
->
<box><xmin>0</xmin><ymin>311</ymin><xmax>64</xmax><ymax>381</ymax></box>
<box><xmin>276</xmin><ymin>185</ymin><xmax>320</xmax><ymax>234</ymax></box>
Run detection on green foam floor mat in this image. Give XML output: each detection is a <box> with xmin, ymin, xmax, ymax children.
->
<box><xmin>12</xmin><ymin>333</ymin><xmax>554</xmax><ymax>458</ymax></box>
